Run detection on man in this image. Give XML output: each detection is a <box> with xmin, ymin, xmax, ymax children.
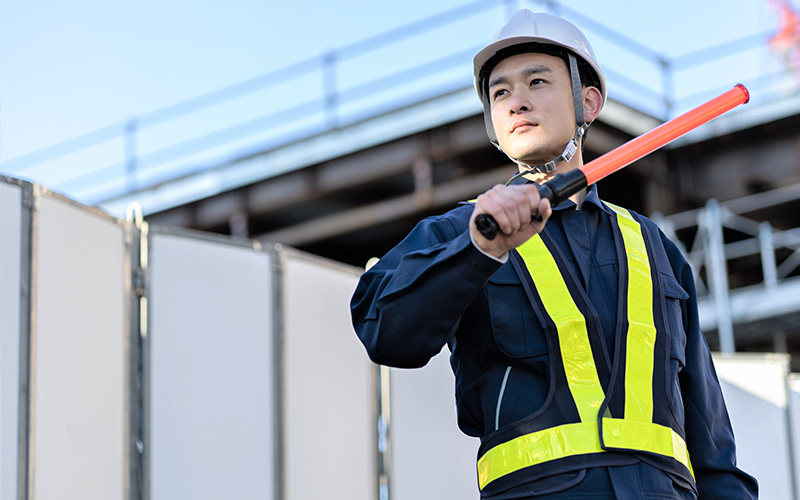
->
<box><xmin>351</xmin><ymin>10</ymin><xmax>758</xmax><ymax>499</ymax></box>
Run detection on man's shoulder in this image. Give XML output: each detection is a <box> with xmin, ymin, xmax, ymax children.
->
<box><xmin>600</xmin><ymin>201</ymin><xmax>662</xmax><ymax>236</ymax></box>
<box><xmin>600</xmin><ymin>201</ymin><xmax>687</xmax><ymax>267</ymax></box>
<box><xmin>423</xmin><ymin>203</ymin><xmax>474</xmax><ymax>230</ymax></box>
<box><xmin>396</xmin><ymin>203</ymin><xmax>474</xmax><ymax>246</ymax></box>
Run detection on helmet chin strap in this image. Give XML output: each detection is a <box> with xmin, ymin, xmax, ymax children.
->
<box><xmin>496</xmin><ymin>53</ymin><xmax>589</xmax><ymax>185</ymax></box>
<box><xmin>497</xmin><ymin>124</ymin><xmax>587</xmax><ymax>184</ymax></box>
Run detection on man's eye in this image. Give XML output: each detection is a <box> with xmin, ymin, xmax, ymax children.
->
<box><xmin>492</xmin><ymin>89</ymin><xmax>507</xmax><ymax>100</ymax></box>
<box><xmin>530</xmin><ymin>78</ymin><xmax>544</xmax><ymax>86</ymax></box>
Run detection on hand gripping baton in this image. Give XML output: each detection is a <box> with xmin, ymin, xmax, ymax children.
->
<box><xmin>475</xmin><ymin>84</ymin><xmax>750</xmax><ymax>240</ymax></box>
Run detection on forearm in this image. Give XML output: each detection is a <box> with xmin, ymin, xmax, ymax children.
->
<box><xmin>351</xmin><ymin>217</ymin><xmax>502</xmax><ymax>368</ymax></box>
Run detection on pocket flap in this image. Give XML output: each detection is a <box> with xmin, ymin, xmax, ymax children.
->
<box><xmin>661</xmin><ymin>273</ymin><xmax>689</xmax><ymax>300</ymax></box>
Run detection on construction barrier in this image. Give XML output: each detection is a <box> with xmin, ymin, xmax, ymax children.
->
<box><xmin>713</xmin><ymin>354</ymin><xmax>798</xmax><ymax>500</ymax></box>
<box><xmin>1</xmin><ymin>179</ymin><xmax>127</xmax><ymax>500</ymax></box>
<box><xmin>389</xmin><ymin>351</ymin><xmax>480</xmax><ymax>499</ymax></box>
<box><xmin>0</xmin><ymin>177</ymin><xmax>373</xmax><ymax>500</ymax></box>
<box><xmin>790</xmin><ymin>374</ymin><xmax>800</xmax><ymax>500</ymax></box>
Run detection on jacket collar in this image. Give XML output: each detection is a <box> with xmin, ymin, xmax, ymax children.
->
<box><xmin>508</xmin><ymin>175</ymin><xmax>615</xmax><ymax>216</ymax></box>
<box><xmin>547</xmin><ymin>183</ymin><xmax>615</xmax><ymax>216</ymax></box>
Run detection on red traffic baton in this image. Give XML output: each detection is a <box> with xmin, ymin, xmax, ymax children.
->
<box><xmin>475</xmin><ymin>84</ymin><xmax>750</xmax><ymax>240</ymax></box>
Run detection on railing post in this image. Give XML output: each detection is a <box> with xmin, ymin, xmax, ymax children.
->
<box><xmin>504</xmin><ymin>0</ymin><xmax>519</xmax><ymax>18</ymax></box>
<box><xmin>541</xmin><ymin>0</ymin><xmax>559</xmax><ymax>15</ymax></box>
<box><xmin>125</xmin><ymin>119</ymin><xmax>138</xmax><ymax>193</ymax></box>
<box><xmin>659</xmin><ymin>57</ymin><xmax>674</xmax><ymax>119</ymax></box>
<box><xmin>412</xmin><ymin>158</ymin><xmax>434</xmax><ymax>208</ymax></box>
<box><xmin>322</xmin><ymin>51</ymin><xmax>339</xmax><ymax>129</ymax></box>
<box><xmin>705</xmin><ymin>199</ymin><xmax>735</xmax><ymax>354</ymax></box>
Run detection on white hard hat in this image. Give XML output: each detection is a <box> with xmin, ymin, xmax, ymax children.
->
<box><xmin>472</xmin><ymin>10</ymin><xmax>607</xmax><ymax>175</ymax></box>
<box><xmin>473</xmin><ymin>10</ymin><xmax>606</xmax><ymax>105</ymax></box>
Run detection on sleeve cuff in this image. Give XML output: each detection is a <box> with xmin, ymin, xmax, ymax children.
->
<box><xmin>469</xmin><ymin>230</ymin><xmax>509</xmax><ymax>264</ymax></box>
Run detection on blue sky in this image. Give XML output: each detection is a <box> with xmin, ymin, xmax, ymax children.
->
<box><xmin>0</xmin><ymin>0</ymin><xmax>788</xmax><ymax>196</ymax></box>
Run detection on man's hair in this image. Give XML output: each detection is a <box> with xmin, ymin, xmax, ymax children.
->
<box><xmin>479</xmin><ymin>42</ymin><xmax>601</xmax><ymax>100</ymax></box>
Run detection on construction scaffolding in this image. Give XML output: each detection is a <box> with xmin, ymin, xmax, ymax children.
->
<box><xmin>655</xmin><ymin>184</ymin><xmax>800</xmax><ymax>362</ymax></box>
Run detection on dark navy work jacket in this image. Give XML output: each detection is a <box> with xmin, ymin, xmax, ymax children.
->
<box><xmin>351</xmin><ymin>185</ymin><xmax>758</xmax><ymax>499</ymax></box>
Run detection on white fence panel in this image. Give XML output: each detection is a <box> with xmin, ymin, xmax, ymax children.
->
<box><xmin>148</xmin><ymin>230</ymin><xmax>274</xmax><ymax>500</ymax></box>
<box><xmin>281</xmin><ymin>251</ymin><xmax>375</xmax><ymax>500</ymax></box>
<box><xmin>0</xmin><ymin>181</ymin><xmax>22</xmax><ymax>500</ymax></box>
<box><xmin>33</xmin><ymin>193</ymin><xmax>127</xmax><ymax>500</ymax></box>
<box><xmin>788</xmin><ymin>374</ymin><xmax>800</xmax><ymax>500</ymax></box>
<box><xmin>713</xmin><ymin>353</ymin><xmax>793</xmax><ymax>500</ymax></box>
<box><xmin>390</xmin><ymin>350</ymin><xmax>480</xmax><ymax>500</ymax></box>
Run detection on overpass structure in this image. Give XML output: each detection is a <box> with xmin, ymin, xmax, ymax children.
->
<box><xmin>3</xmin><ymin>0</ymin><xmax>800</xmax><ymax>364</ymax></box>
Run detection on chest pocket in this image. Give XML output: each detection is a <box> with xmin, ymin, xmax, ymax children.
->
<box><xmin>486</xmin><ymin>264</ymin><xmax>548</xmax><ymax>359</ymax></box>
<box><xmin>661</xmin><ymin>272</ymin><xmax>689</xmax><ymax>363</ymax></box>
<box><xmin>661</xmin><ymin>272</ymin><xmax>690</xmax><ymax>430</ymax></box>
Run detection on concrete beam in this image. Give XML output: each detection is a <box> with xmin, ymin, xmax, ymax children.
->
<box><xmin>256</xmin><ymin>166</ymin><xmax>512</xmax><ymax>246</ymax></box>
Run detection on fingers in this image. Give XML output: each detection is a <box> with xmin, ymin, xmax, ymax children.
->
<box><xmin>476</xmin><ymin>184</ymin><xmax>542</xmax><ymax>235</ymax></box>
<box><xmin>469</xmin><ymin>183</ymin><xmax>551</xmax><ymax>259</ymax></box>
<box><xmin>538</xmin><ymin>196</ymin><xmax>552</xmax><ymax>223</ymax></box>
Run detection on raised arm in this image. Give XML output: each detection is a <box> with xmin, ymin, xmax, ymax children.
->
<box><xmin>351</xmin><ymin>206</ymin><xmax>503</xmax><ymax>368</ymax></box>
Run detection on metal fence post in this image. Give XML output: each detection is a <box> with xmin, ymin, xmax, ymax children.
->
<box><xmin>377</xmin><ymin>365</ymin><xmax>392</xmax><ymax>500</ymax></box>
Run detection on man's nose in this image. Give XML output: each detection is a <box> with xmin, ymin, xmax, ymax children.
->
<box><xmin>509</xmin><ymin>92</ymin><xmax>531</xmax><ymax>114</ymax></box>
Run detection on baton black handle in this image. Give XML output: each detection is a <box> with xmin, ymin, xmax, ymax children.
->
<box><xmin>475</xmin><ymin>169</ymin><xmax>587</xmax><ymax>240</ymax></box>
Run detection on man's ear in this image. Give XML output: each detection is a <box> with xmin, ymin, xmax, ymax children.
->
<box><xmin>582</xmin><ymin>86</ymin><xmax>603</xmax><ymax>122</ymax></box>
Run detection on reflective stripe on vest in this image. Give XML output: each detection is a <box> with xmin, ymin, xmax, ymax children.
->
<box><xmin>476</xmin><ymin>205</ymin><xmax>693</xmax><ymax>490</ymax></box>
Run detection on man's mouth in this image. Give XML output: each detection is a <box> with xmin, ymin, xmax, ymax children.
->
<box><xmin>511</xmin><ymin>120</ymin><xmax>536</xmax><ymax>133</ymax></box>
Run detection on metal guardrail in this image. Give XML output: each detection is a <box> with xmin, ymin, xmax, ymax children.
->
<box><xmin>0</xmin><ymin>0</ymin><xmax>790</xmax><ymax>207</ymax></box>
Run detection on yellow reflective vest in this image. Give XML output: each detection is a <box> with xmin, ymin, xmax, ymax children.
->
<box><xmin>476</xmin><ymin>204</ymin><xmax>695</xmax><ymax>495</ymax></box>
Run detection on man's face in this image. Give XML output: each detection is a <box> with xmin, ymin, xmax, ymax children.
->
<box><xmin>488</xmin><ymin>52</ymin><xmax>577</xmax><ymax>166</ymax></box>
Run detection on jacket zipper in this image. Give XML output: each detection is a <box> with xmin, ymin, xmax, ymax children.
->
<box><xmin>495</xmin><ymin>366</ymin><xmax>512</xmax><ymax>431</ymax></box>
